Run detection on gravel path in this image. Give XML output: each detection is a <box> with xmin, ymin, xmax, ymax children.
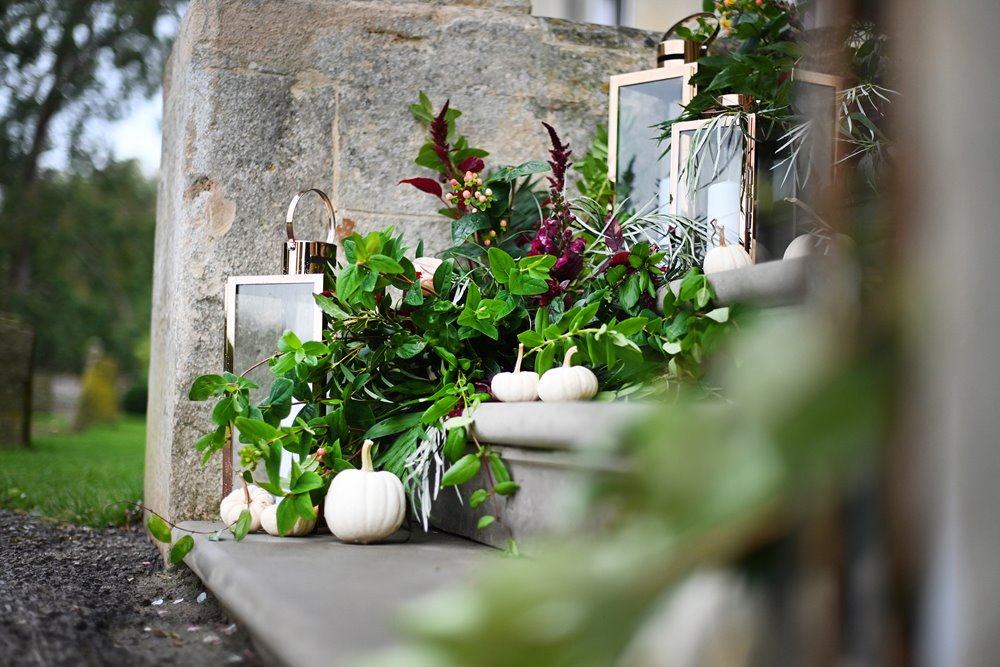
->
<box><xmin>0</xmin><ymin>509</ymin><xmax>269</xmax><ymax>666</ymax></box>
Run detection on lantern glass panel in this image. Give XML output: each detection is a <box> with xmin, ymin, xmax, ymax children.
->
<box><xmin>609</xmin><ymin>64</ymin><xmax>695</xmax><ymax>214</ymax></box>
<box><xmin>223</xmin><ymin>274</ymin><xmax>324</xmax><ymax>495</ymax></box>
<box><xmin>670</xmin><ymin>115</ymin><xmax>756</xmax><ymax>253</ymax></box>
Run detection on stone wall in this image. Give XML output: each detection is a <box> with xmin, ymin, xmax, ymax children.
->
<box><xmin>147</xmin><ymin>0</ymin><xmax>659</xmax><ymax>521</ymax></box>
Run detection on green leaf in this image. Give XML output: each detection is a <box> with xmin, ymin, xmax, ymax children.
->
<box><xmin>678</xmin><ymin>270</ymin><xmax>708</xmax><ymax>302</ymax></box>
<box><xmin>314</xmin><ymin>293</ymin><xmax>350</xmax><ymax>320</ymax></box>
<box><xmin>168</xmin><ymin>535</ymin><xmax>195</xmax><ymax>564</ymax></box>
<box><xmin>278</xmin><ymin>329</ymin><xmax>303</xmax><ymax>352</ymax></box>
<box><xmin>336</xmin><ymin>264</ymin><xmax>363</xmax><ymax>299</ymax></box>
<box><xmin>290</xmin><ymin>471</ymin><xmax>324</xmax><ymax>494</ymax></box>
<box><xmin>189</xmin><ymin>374</ymin><xmax>227</xmax><ymax>400</ymax></box>
<box><xmin>265</xmin><ymin>377</ymin><xmax>294</xmax><ymax>407</ymax></box>
<box><xmin>293</xmin><ymin>492</ymin><xmax>317</xmax><ymax>521</ymax></box>
<box><xmin>451</xmin><ymin>212</ymin><xmax>493</xmax><ymax>244</ymax></box>
<box><xmin>443</xmin><ymin>415</ymin><xmax>473</xmax><ymax>430</ymax></box>
<box><xmin>365</xmin><ymin>412</ymin><xmax>423</xmax><ymax>440</ymax></box>
<box><xmin>705</xmin><ymin>307</ymin><xmax>730</xmax><ymax>323</ymax></box>
<box><xmin>441</xmin><ymin>454</ymin><xmax>481</xmax><ymax>487</ymax></box>
<box><xmin>620</xmin><ymin>272</ymin><xmax>641</xmax><ymax>310</ymax></box>
<box><xmin>276</xmin><ymin>497</ymin><xmax>299</xmax><ymax>536</ymax></box>
<box><xmin>443</xmin><ymin>426</ymin><xmax>467</xmax><ymax>463</ymax></box>
<box><xmin>487</xmin><ymin>247</ymin><xmax>516</xmax><ymax>284</ymax></box>
<box><xmin>536</xmin><ymin>344</ymin><xmax>557</xmax><ymax>375</ymax></box>
<box><xmin>208</xmin><ymin>529</ymin><xmax>223</xmax><ymax>542</ymax></box>
<box><xmin>487</xmin><ymin>160</ymin><xmax>549</xmax><ymax>183</ymax></box>
<box><xmin>421</xmin><ymin>395</ymin><xmax>460</xmax><ymax>425</ymax></box>
<box><xmin>517</xmin><ymin>330</ymin><xmax>545</xmax><ymax>349</ymax></box>
<box><xmin>569</xmin><ymin>303</ymin><xmax>600</xmax><ymax>332</ymax></box>
<box><xmin>695</xmin><ymin>285</ymin><xmax>712</xmax><ymax>310</ymax></box>
<box><xmin>367</xmin><ymin>254</ymin><xmax>404</xmax><ymax>274</ymax></box>
<box><xmin>488</xmin><ymin>453</ymin><xmax>512</xmax><ymax>484</ymax></box>
<box><xmin>615</xmin><ymin>317</ymin><xmax>649</xmax><ymax>336</ymax></box>
<box><xmin>494</xmin><ymin>481</ymin><xmax>519</xmax><ymax>496</ymax></box>
<box><xmin>232</xmin><ymin>509</ymin><xmax>252</xmax><ymax>541</ymax></box>
<box><xmin>301</xmin><ymin>341</ymin><xmax>329</xmax><ymax>356</ymax></box>
<box><xmin>477</xmin><ymin>515</ymin><xmax>496</xmax><ymax>529</ymax></box>
<box><xmin>433</xmin><ymin>258</ymin><xmax>454</xmax><ymax>294</ymax></box>
<box><xmin>332</xmin><ymin>458</ymin><xmax>356</xmax><ymax>472</ymax></box>
<box><xmin>469</xmin><ymin>488</ymin><xmax>489</xmax><ymax>509</ymax></box>
<box><xmin>508</xmin><ymin>272</ymin><xmax>549</xmax><ymax>296</ymax></box>
<box><xmin>211</xmin><ymin>396</ymin><xmax>238</xmax><ymax>427</ymax></box>
<box><xmin>235</xmin><ymin>417</ymin><xmax>282</xmax><ymax>444</ymax></box>
<box><xmin>146</xmin><ymin>514</ymin><xmax>172</xmax><ymax>544</ymax></box>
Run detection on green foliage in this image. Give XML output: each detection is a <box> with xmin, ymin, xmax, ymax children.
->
<box><xmin>0</xmin><ymin>160</ymin><xmax>157</xmax><ymax>373</ymax></box>
<box><xmin>0</xmin><ymin>416</ymin><xmax>145</xmax><ymax>526</ymax></box>
<box><xmin>572</xmin><ymin>124</ymin><xmax>613</xmax><ymax>211</ymax></box>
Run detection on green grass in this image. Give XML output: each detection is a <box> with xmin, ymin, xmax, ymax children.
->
<box><xmin>0</xmin><ymin>415</ymin><xmax>146</xmax><ymax>526</ymax></box>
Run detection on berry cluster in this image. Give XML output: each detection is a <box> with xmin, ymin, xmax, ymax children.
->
<box><xmin>444</xmin><ymin>171</ymin><xmax>496</xmax><ymax>212</ymax></box>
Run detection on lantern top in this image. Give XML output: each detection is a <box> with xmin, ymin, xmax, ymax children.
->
<box><xmin>658</xmin><ymin>11</ymin><xmax>719</xmax><ymax>67</ymax></box>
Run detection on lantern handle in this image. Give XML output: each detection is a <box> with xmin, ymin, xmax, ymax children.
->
<box><xmin>285</xmin><ymin>188</ymin><xmax>337</xmax><ymax>245</ymax></box>
<box><xmin>662</xmin><ymin>12</ymin><xmax>720</xmax><ymax>49</ymax></box>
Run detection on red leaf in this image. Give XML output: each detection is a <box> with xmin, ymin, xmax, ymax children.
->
<box><xmin>458</xmin><ymin>156</ymin><xmax>485</xmax><ymax>174</ymax></box>
<box><xmin>399</xmin><ymin>178</ymin><xmax>443</xmax><ymax>198</ymax></box>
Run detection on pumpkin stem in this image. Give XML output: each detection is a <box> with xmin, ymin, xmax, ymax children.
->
<box><xmin>241</xmin><ymin>477</ymin><xmax>251</xmax><ymax>505</ymax></box>
<box><xmin>563</xmin><ymin>345</ymin><xmax>578</xmax><ymax>368</ymax></box>
<box><xmin>513</xmin><ymin>343</ymin><xmax>524</xmax><ymax>374</ymax></box>
<box><xmin>361</xmin><ymin>439</ymin><xmax>376</xmax><ymax>473</ymax></box>
<box><xmin>718</xmin><ymin>223</ymin><xmax>727</xmax><ymax>248</ymax></box>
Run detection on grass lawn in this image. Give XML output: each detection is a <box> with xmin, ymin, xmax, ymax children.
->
<box><xmin>0</xmin><ymin>415</ymin><xmax>146</xmax><ymax>526</ymax></box>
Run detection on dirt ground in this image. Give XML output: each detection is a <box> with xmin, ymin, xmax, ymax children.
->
<box><xmin>0</xmin><ymin>509</ymin><xmax>270</xmax><ymax>667</ymax></box>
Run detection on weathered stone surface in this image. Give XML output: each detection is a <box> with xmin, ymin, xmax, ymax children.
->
<box><xmin>0</xmin><ymin>315</ymin><xmax>33</xmax><ymax>447</ymax></box>
<box><xmin>148</xmin><ymin>0</ymin><xmax>659</xmax><ymax>522</ymax></box>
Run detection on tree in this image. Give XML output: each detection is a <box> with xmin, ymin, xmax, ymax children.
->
<box><xmin>18</xmin><ymin>158</ymin><xmax>157</xmax><ymax>374</ymax></box>
<box><xmin>0</xmin><ymin>0</ymin><xmax>182</xmax><ymax>306</ymax></box>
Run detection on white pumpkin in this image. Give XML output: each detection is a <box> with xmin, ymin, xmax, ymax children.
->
<box><xmin>324</xmin><ymin>439</ymin><xmax>405</xmax><ymax>544</ymax></box>
<box><xmin>259</xmin><ymin>502</ymin><xmax>317</xmax><ymax>537</ymax></box>
<box><xmin>412</xmin><ymin>256</ymin><xmax>443</xmax><ymax>296</ymax></box>
<box><xmin>219</xmin><ymin>484</ymin><xmax>275</xmax><ymax>533</ymax></box>
<box><xmin>703</xmin><ymin>227</ymin><xmax>752</xmax><ymax>275</ymax></box>
<box><xmin>783</xmin><ymin>233</ymin><xmax>854</xmax><ymax>260</ymax></box>
<box><xmin>537</xmin><ymin>346</ymin><xmax>599</xmax><ymax>402</ymax></box>
<box><xmin>491</xmin><ymin>343</ymin><xmax>539</xmax><ymax>402</ymax></box>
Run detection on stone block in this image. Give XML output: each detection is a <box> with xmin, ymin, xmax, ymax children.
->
<box><xmin>148</xmin><ymin>0</ymin><xmax>660</xmax><ymax>522</ymax></box>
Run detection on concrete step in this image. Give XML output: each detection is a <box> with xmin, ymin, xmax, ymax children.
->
<box><xmin>177</xmin><ymin>521</ymin><xmax>491</xmax><ymax>667</ymax></box>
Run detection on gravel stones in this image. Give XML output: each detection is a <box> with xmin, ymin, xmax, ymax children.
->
<box><xmin>0</xmin><ymin>510</ymin><xmax>268</xmax><ymax>667</ymax></box>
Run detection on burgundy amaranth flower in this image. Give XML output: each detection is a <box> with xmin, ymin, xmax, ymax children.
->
<box><xmin>542</xmin><ymin>121</ymin><xmax>572</xmax><ymax>197</ymax></box>
<box><xmin>552</xmin><ymin>237</ymin><xmax>585</xmax><ymax>283</ymax></box>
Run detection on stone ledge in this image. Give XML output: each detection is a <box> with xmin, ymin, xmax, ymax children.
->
<box><xmin>470</xmin><ymin>400</ymin><xmax>652</xmax><ymax>450</ymax></box>
<box><xmin>661</xmin><ymin>257</ymin><xmax>812</xmax><ymax>308</ymax></box>
<box><xmin>178</xmin><ymin>521</ymin><xmax>491</xmax><ymax>667</ymax></box>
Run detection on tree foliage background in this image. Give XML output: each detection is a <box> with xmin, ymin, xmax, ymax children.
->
<box><xmin>0</xmin><ymin>0</ymin><xmax>183</xmax><ymax>375</ymax></box>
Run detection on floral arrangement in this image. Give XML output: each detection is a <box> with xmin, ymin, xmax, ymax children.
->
<box><xmin>180</xmin><ymin>94</ymin><xmax>740</xmax><ymax>543</ymax></box>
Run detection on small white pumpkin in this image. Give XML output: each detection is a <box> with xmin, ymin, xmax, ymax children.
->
<box><xmin>783</xmin><ymin>233</ymin><xmax>854</xmax><ymax>260</ymax></box>
<box><xmin>703</xmin><ymin>226</ymin><xmax>752</xmax><ymax>275</ymax></box>
<box><xmin>324</xmin><ymin>439</ymin><xmax>405</xmax><ymax>544</ymax></box>
<box><xmin>259</xmin><ymin>502</ymin><xmax>317</xmax><ymax>537</ymax></box>
<box><xmin>219</xmin><ymin>483</ymin><xmax>275</xmax><ymax>533</ymax></box>
<box><xmin>412</xmin><ymin>256</ymin><xmax>443</xmax><ymax>296</ymax></box>
<box><xmin>537</xmin><ymin>346</ymin><xmax>599</xmax><ymax>402</ymax></box>
<box><xmin>491</xmin><ymin>343</ymin><xmax>539</xmax><ymax>402</ymax></box>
